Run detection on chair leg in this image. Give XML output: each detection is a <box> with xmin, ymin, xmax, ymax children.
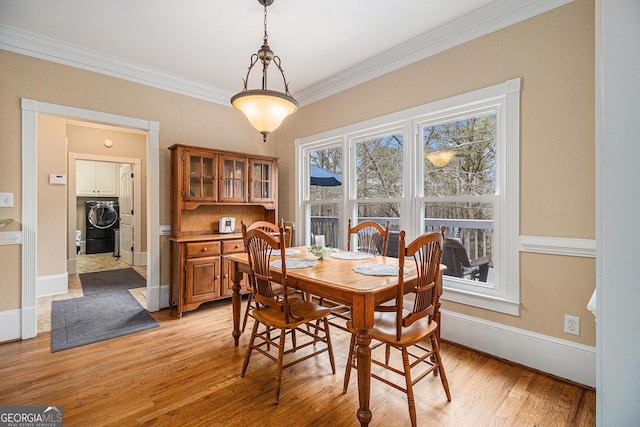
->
<box><xmin>342</xmin><ymin>333</ymin><xmax>356</xmax><ymax>394</ymax></box>
<box><xmin>324</xmin><ymin>317</ymin><xmax>336</xmax><ymax>373</ymax></box>
<box><xmin>274</xmin><ymin>329</ymin><xmax>287</xmax><ymax>405</ymax></box>
<box><xmin>291</xmin><ymin>328</ymin><xmax>297</xmax><ymax>350</ymax></box>
<box><xmin>401</xmin><ymin>347</ymin><xmax>418</xmax><ymax>427</ymax></box>
<box><xmin>241</xmin><ymin>292</ymin><xmax>254</xmax><ymax>333</ymax></box>
<box><xmin>430</xmin><ymin>335</ymin><xmax>452</xmax><ymax>401</ymax></box>
<box><xmin>241</xmin><ymin>320</ymin><xmax>260</xmax><ymax>377</ymax></box>
<box><xmin>385</xmin><ymin>343</ymin><xmax>391</xmax><ymax>366</ymax></box>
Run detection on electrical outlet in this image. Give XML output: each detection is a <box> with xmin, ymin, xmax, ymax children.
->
<box><xmin>564</xmin><ymin>314</ymin><xmax>580</xmax><ymax>336</ymax></box>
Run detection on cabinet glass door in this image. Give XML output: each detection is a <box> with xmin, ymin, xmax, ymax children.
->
<box><xmin>250</xmin><ymin>160</ymin><xmax>274</xmax><ymax>201</ymax></box>
<box><xmin>187</xmin><ymin>152</ymin><xmax>216</xmax><ymax>200</ymax></box>
<box><xmin>221</xmin><ymin>156</ymin><xmax>246</xmax><ymax>201</ymax></box>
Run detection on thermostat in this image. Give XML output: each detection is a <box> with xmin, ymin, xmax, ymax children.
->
<box><xmin>49</xmin><ymin>174</ymin><xmax>67</xmax><ymax>185</ymax></box>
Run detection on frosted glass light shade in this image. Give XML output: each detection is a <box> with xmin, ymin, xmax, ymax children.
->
<box><xmin>231</xmin><ymin>89</ymin><xmax>298</xmax><ymax>139</ymax></box>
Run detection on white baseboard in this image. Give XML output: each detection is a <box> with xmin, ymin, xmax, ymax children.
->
<box><xmin>440</xmin><ymin>310</ymin><xmax>595</xmax><ymax>387</ymax></box>
<box><xmin>0</xmin><ymin>309</ymin><xmax>21</xmax><ymax>342</ymax></box>
<box><xmin>37</xmin><ymin>272</ymin><xmax>69</xmax><ymax>297</ymax></box>
<box><xmin>135</xmin><ymin>251</ymin><xmax>147</xmax><ymax>267</ymax></box>
<box><xmin>160</xmin><ymin>283</ymin><xmax>170</xmax><ymax>309</ymax></box>
<box><xmin>67</xmin><ymin>257</ymin><xmax>77</xmax><ymax>274</ymax></box>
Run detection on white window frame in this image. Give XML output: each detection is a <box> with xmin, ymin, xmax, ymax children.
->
<box><xmin>295</xmin><ymin>78</ymin><xmax>520</xmax><ymax>315</ymax></box>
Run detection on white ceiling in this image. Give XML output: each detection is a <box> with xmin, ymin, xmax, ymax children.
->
<box><xmin>0</xmin><ymin>0</ymin><xmax>570</xmax><ymax>106</ymax></box>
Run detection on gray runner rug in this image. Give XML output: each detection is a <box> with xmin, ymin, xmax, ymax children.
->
<box><xmin>51</xmin><ymin>291</ymin><xmax>159</xmax><ymax>352</ymax></box>
<box><xmin>80</xmin><ymin>268</ymin><xmax>146</xmax><ymax>296</ymax></box>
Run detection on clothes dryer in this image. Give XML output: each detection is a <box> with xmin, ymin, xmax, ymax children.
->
<box><xmin>85</xmin><ymin>200</ymin><xmax>119</xmax><ymax>254</ymax></box>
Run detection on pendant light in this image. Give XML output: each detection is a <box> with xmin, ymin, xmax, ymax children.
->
<box><xmin>230</xmin><ymin>0</ymin><xmax>298</xmax><ymax>142</ymax></box>
<box><xmin>425</xmin><ymin>150</ymin><xmax>455</xmax><ymax>168</ymax></box>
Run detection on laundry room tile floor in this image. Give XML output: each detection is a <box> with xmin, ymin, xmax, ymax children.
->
<box><xmin>37</xmin><ymin>253</ymin><xmax>147</xmax><ymax>333</ymax></box>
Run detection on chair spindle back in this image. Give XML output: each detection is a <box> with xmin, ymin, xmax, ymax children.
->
<box><xmin>396</xmin><ymin>227</ymin><xmax>444</xmax><ymax>340</ymax></box>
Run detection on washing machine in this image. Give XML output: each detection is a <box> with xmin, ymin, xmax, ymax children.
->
<box><xmin>85</xmin><ymin>200</ymin><xmax>119</xmax><ymax>254</ymax></box>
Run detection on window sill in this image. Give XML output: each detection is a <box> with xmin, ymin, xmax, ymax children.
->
<box><xmin>441</xmin><ymin>286</ymin><xmax>520</xmax><ymax>316</ymax></box>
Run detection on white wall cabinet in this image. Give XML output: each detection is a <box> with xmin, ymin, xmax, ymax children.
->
<box><xmin>76</xmin><ymin>160</ymin><xmax>118</xmax><ymax>196</ymax></box>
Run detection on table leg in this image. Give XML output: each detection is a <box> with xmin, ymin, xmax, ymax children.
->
<box><xmin>356</xmin><ymin>329</ymin><xmax>372</xmax><ymax>426</ymax></box>
<box><xmin>231</xmin><ymin>264</ymin><xmax>242</xmax><ymax>347</ymax></box>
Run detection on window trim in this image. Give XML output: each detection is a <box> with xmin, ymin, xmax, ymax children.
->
<box><xmin>295</xmin><ymin>78</ymin><xmax>520</xmax><ymax>315</ymax></box>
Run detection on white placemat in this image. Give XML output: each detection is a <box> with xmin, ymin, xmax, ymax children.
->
<box><xmin>330</xmin><ymin>251</ymin><xmax>375</xmax><ymax>260</ymax></box>
<box><xmin>270</xmin><ymin>248</ymin><xmax>301</xmax><ymax>256</ymax></box>
<box><xmin>270</xmin><ymin>258</ymin><xmax>318</xmax><ymax>269</ymax></box>
<box><xmin>353</xmin><ymin>264</ymin><xmax>410</xmax><ymax>276</ymax></box>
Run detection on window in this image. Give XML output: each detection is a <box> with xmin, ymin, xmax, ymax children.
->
<box><xmin>352</xmin><ymin>130</ymin><xmax>404</xmax><ymax>237</ymax></box>
<box><xmin>420</xmin><ymin>112</ymin><xmax>497</xmax><ymax>284</ymax></box>
<box><xmin>295</xmin><ymin>79</ymin><xmax>520</xmax><ymax>315</ymax></box>
<box><xmin>305</xmin><ymin>144</ymin><xmax>342</xmax><ymax>248</ymax></box>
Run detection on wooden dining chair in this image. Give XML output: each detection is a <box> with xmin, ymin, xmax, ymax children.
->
<box><xmin>342</xmin><ymin>229</ymin><xmax>451</xmax><ymax>427</ymax></box>
<box><xmin>321</xmin><ymin>219</ymin><xmax>392</xmax><ymax>332</ymax></box>
<box><xmin>241</xmin><ymin>220</ymin><xmax>281</xmax><ymax>333</ymax></box>
<box><xmin>240</xmin><ymin>223</ymin><xmax>336</xmax><ymax>404</ymax></box>
<box><xmin>281</xmin><ymin>220</ymin><xmax>294</xmax><ymax>247</ymax></box>
<box><xmin>347</xmin><ymin>218</ymin><xmax>391</xmax><ymax>256</ymax></box>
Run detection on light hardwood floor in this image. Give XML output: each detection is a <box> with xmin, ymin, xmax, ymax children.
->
<box><xmin>37</xmin><ymin>253</ymin><xmax>147</xmax><ymax>333</ymax></box>
<box><xmin>1</xmin><ymin>298</ymin><xmax>595</xmax><ymax>426</ymax></box>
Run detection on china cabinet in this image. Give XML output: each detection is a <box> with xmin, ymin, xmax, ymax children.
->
<box><xmin>169</xmin><ymin>144</ymin><xmax>278</xmax><ymax>317</ymax></box>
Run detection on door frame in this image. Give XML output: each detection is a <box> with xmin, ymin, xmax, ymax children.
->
<box><xmin>21</xmin><ymin>98</ymin><xmax>160</xmax><ymax>339</ymax></box>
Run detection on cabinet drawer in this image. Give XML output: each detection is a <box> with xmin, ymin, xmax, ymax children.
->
<box><xmin>186</xmin><ymin>241</ymin><xmax>221</xmax><ymax>258</ymax></box>
<box><xmin>222</xmin><ymin>239</ymin><xmax>245</xmax><ymax>254</ymax></box>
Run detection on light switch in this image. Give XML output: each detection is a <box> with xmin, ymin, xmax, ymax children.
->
<box><xmin>0</xmin><ymin>192</ymin><xmax>14</xmax><ymax>208</ymax></box>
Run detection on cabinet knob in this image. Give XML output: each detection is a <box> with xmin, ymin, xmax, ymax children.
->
<box><xmin>202</xmin><ymin>247</ymin><xmax>207</xmax><ymax>251</ymax></box>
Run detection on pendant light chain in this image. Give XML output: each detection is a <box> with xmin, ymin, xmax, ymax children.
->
<box><xmin>230</xmin><ymin>0</ymin><xmax>299</xmax><ymax>142</ymax></box>
<box><xmin>263</xmin><ymin>2</ymin><xmax>268</xmax><ymax>45</ymax></box>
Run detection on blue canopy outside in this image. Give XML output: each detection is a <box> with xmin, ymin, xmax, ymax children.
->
<box><xmin>310</xmin><ymin>164</ymin><xmax>342</xmax><ymax>186</ymax></box>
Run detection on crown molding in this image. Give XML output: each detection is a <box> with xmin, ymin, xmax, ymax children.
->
<box><xmin>296</xmin><ymin>0</ymin><xmax>574</xmax><ymax>104</ymax></box>
<box><xmin>0</xmin><ymin>25</ymin><xmax>234</xmax><ymax>106</ymax></box>
<box><xmin>0</xmin><ymin>0</ymin><xmax>572</xmax><ymax>107</ymax></box>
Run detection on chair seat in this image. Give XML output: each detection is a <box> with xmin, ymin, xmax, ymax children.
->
<box><xmin>346</xmin><ymin>311</ymin><xmax>439</xmax><ymax>347</ymax></box>
<box><xmin>254</xmin><ymin>300</ymin><xmax>332</xmax><ymax>329</ymax></box>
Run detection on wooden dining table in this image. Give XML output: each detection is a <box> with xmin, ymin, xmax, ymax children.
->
<box><xmin>226</xmin><ymin>246</ymin><xmax>443</xmax><ymax>427</ymax></box>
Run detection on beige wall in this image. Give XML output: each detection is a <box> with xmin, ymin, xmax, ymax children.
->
<box><xmin>275</xmin><ymin>0</ymin><xmax>595</xmax><ymax>345</ymax></box>
<box><xmin>0</xmin><ymin>0</ymin><xmax>596</xmax><ymax>346</ymax></box>
<box><xmin>0</xmin><ymin>48</ymin><xmax>274</xmax><ymax>311</ymax></box>
<box><xmin>37</xmin><ymin>116</ymin><xmax>68</xmax><ymax>277</ymax></box>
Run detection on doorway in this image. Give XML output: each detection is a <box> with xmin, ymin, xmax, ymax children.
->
<box><xmin>41</xmin><ymin>122</ymin><xmax>148</xmax><ymax>333</ymax></box>
<box><xmin>68</xmin><ymin>151</ymin><xmax>143</xmax><ymax>275</ymax></box>
<box><xmin>20</xmin><ymin>98</ymin><xmax>161</xmax><ymax>340</ymax></box>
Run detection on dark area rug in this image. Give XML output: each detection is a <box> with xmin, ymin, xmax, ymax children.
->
<box><xmin>51</xmin><ymin>291</ymin><xmax>159</xmax><ymax>352</ymax></box>
<box><xmin>80</xmin><ymin>268</ymin><xmax>146</xmax><ymax>296</ymax></box>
